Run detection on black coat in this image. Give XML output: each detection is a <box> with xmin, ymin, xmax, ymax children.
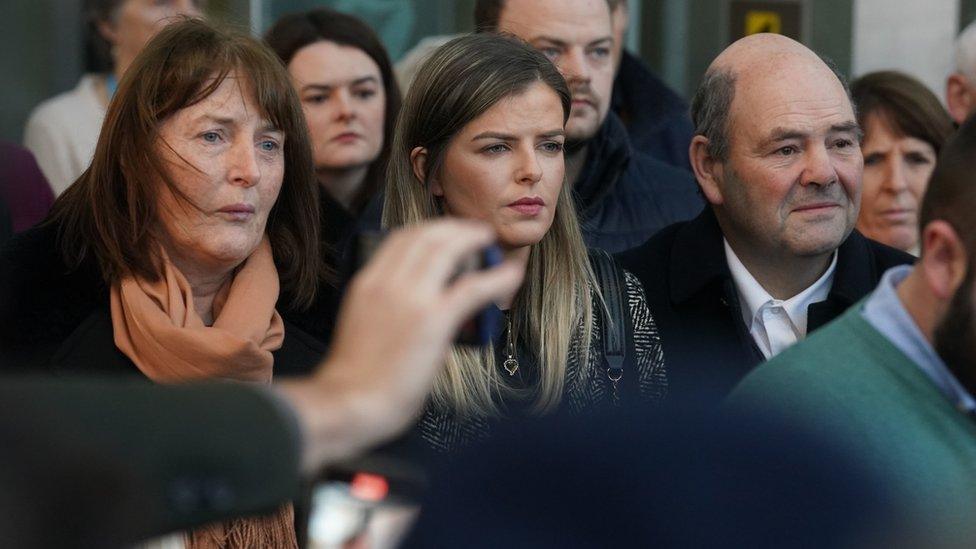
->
<box><xmin>617</xmin><ymin>208</ymin><xmax>915</xmax><ymax>400</ymax></box>
<box><xmin>611</xmin><ymin>50</ymin><xmax>694</xmax><ymax>172</ymax></box>
<box><xmin>0</xmin><ymin>222</ymin><xmax>329</xmax><ymax>376</ymax></box>
<box><xmin>575</xmin><ymin>112</ymin><xmax>703</xmax><ymax>253</ymax></box>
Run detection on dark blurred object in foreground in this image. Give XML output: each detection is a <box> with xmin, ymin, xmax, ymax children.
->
<box><xmin>404</xmin><ymin>401</ymin><xmax>900</xmax><ymax>548</ymax></box>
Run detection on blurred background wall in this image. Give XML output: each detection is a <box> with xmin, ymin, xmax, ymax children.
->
<box><xmin>3</xmin><ymin>0</ymin><xmax>976</xmax><ymax>144</ymax></box>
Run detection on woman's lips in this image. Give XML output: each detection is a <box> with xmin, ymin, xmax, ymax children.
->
<box><xmin>508</xmin><ymin>197</ymin><xmax>545</xmax><ymax>216</ymax></box>
<box><xmin>332</xmin><ymin>132</ymin><xmax>362</xmax><ymax>143</ymax></box>
<box><xmin>218</xmin><ymin>203</ymin><xmax>255</xmax><ymax>221</ymax></box>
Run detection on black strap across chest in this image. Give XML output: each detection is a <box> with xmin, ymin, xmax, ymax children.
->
<box><xmin>589</xmin><ymin>249</ymin><xmax>635</xmax><ymax>399</ymax></box>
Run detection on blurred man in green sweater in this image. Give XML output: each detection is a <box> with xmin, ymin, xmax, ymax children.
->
<box><xmin>729</xmin><ymin>114</ymin><xmax>976</xmax><ymax>539</ymax></box>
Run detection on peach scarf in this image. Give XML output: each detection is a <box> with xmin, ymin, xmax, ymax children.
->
<box><xmin>110</xmin><ymin>237</ymin><xmax>297</xmax><ymax>549</ymax></box>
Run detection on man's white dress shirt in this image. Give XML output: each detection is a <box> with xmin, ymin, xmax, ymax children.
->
<box><xmin>724</xmin><ymin>240</ymin><xmax>837</xmax><ymax>360</ymax></box>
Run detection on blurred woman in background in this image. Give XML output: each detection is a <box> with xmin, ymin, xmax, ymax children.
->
<box><xmin>265</xmin><ymin>8</ymin><xmax>401</xmax><ymax>255</ymax></box>
<box><xmin>23</xmin><ymin>0</ymin><xmax>203</xmax><ymax>197</ymax></box>
<box><xmin>851</xmin><ymin>70</ymin><xmax>954</xmax><ymax>255</ymax></box>
<box><xmin>384</xmin><ymin>34</ymin><xmax>667</xmax><ymax>452</ymax></box>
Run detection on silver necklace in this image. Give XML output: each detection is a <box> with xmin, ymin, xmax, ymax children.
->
<box><xmin>503</xmin><ymin>314</ymin><xmax>519</xmax><ymax>376</ymax></box>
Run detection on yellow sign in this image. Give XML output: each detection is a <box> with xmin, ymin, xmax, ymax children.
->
<box><xmin>745</xmin><ymin>10</ymin><xmax>782</xmax><ymax>35</ymax></box>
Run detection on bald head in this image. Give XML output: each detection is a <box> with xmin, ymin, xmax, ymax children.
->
<box><xmin>693</xmin><ymin>34</ymin><xmax>853</xmax><ymax>161</ymax></box>
<box><xmin>710</xmin><ymin>33</ymin><xmax>822</xmax><ymax>74</ymax></box>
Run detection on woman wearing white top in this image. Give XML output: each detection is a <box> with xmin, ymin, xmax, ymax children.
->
<box><xmin>23</xmin><ymin>0</ymin><xmax>202</xmax><ymax>196</ymax></box>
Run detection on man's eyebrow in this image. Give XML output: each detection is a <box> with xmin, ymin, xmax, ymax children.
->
<box><xmin>530</xmin><ymin>36</ymin><xmax>568</xmax><ymax>47</ymax></box>
<box><xmin>829</xmin><ymin>121</ymin><xmax>863</xmax><ymax>140</ymax></box>
<box><xmin>587</xmin><ymin>37</ymin><xmax>613</xmax><ymax>47</ymax></box>
<box><xmin>758</xmin><ymin>128</ymin><xmax>809</xmax><ymax>148</ymax></box>
<box><xmin>758</xmin><ymin>121</ymin><xmax>862</xmax><ymax>148</ymax></box>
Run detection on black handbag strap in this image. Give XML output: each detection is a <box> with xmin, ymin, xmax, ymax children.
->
<box><xmin>589</xmin><ymin>249</ymin><xmax>632</xmax><ymax>399</ymax></box>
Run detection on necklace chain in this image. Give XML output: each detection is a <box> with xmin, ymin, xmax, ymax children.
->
<box><xmin>503</xmin><ymin>314</ymin><xmax>519</xmax><ymax>376</ymax></box>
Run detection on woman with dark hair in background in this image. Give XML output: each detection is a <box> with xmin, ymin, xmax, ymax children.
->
<box><xmin>851</xmin><ymin>70</ymin><xmax>954</xmax><ymax>255</ymax></box>
<box><xmin>384</xmin><ymin>33</ymin><xmax>667</xmax><ymax>452</ymax></box>
<box><xmin>23</xmin><ymin>0</ymin><xmax>203</xmax><ymax>196</ymax></box>
<box><xmin>1</xmin><ymin>18</ymin><xmax>333</xmax><ymax>546</ymax></box>
<box><xmin>265</xmin><ymin>8</ymin><xmax>401</xmax><ymax>255</ymax></box>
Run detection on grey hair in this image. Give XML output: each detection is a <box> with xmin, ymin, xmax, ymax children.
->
<box><xmin>955</xmin><ymin>20</ymin><xmax>976</xmax><ymax>80</ymax></box>
<box><xmin>690</xmin><ymin>68</ymin><xmax>737</xmax><ymax>161</ymax></box>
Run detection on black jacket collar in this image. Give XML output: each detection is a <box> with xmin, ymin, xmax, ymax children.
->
<box><xmin>668</xmin><ymin>207</ymin><xmax>893</xmax><ymax>314</ymax></box>
<box><xmin>668</xmin><ymin>208</ymin><xmax>730</xmax><ymax>304</ymax></box>
<box><xmin>574</xmin><ymin>112</ymin><xmax>632</xmax><ymax>213</ymax></box>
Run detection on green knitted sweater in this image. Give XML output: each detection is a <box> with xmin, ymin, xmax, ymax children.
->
<box><xmin>728</xmin><ymin>305</ymin><xmax>976</xmax><ymax>534</ymax></box>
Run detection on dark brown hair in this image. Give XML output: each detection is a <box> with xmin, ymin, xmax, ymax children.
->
<box><xmin>50</xmin><ymin>18</ymin><xmax>323</xmax><ymax>309</ymax></box>
<box><xmin>473</xmin><ymin>0</ymin><xmax>506</xmax><ymax>32</ymax></box>
<box><xmin>264</xmin><ymin>8</ymin><xmax>401</xmax><ymax>214</ymax></box>
<box><xmin>920</xmin><ymin>112</ymin><xmax>976</xmax><ymax>254</ymax></box>
<box><xmin>851</xmin><ymin>70</ymin><xmax>954</xmax><ymax>155</ymax></box>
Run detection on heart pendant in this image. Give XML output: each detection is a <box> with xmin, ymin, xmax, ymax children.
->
<box><xmin>503</xmin><ymin>358</ymin><xmax>519</xmax><ymax>376</ymax></box>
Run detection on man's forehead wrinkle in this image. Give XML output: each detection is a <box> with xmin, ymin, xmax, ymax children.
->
<box><xmin>499</xmin><ymin>0</ymin><xmax>611</xmax><ymax>38</ymax></box>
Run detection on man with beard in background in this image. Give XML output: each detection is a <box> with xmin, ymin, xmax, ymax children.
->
<box><xmin>729</xmin><ymin>112</ymin><xmax>976</xmax><ymax>539</ymax></box>
<box><xmin>474</xmin><ymin>0</ymin><xmax>702</xmax><ymax>253</ymax></box>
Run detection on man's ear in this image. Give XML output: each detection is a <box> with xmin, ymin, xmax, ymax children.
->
<box><xmin>946</xmin><ymin>73</ymin><xmax>973</xmax><ymax>125</ymax></box>
<box><xmin>690</xmin><ymin>135</ymin><xmax>725</xmax><ymax>205</ymax></box>
<box><xmin>920</xmin><ymin>220</ymin><xmax>969</xmax><ymax>301</ymax></box>
<box><xmin>410</xmin><ymin>147</ymin><xmax>442</xmax><ymax>196</ymax></box>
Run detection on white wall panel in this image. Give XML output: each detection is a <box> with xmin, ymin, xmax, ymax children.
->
<box><xmin>852</xmin><ymin>0</ymin><xmax>958</xmax><ymax>99</ymax></box>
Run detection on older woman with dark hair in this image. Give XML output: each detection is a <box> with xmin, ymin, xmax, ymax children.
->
<box><xmin>24</xmin><ymin>0</ymin><xmax>203</xmax><ymax>196</ymax></box>
<box><xmin>851</xmin><ymin>70</ymin><xmax>954</xmax><ymax>255</ymax></box>
<box><xmin>1</xmin><ymin>18</ymin><xmax>332</xmax><ymax>547</ymax></box>
<box><xmin>265</xmin><ymin>8</ymin><xmax>401</xmax><ymax>254</ymax></box>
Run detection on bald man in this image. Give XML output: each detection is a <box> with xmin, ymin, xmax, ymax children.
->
<box><xmin>618</xmin><ymin>34</ymin><xmax>913</xmax><ymax>400</ymax></box>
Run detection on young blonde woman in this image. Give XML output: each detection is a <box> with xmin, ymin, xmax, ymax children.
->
<box><xmin>384</xmin><ymin>33</ymin><xmax>667</xmax><ymax>451</ymax></box>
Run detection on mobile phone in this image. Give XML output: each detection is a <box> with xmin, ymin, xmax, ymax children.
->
<box><xmin>351</xmin><ymin>231</ymin><xmax>503</xmax><ymax>346</ymax></box>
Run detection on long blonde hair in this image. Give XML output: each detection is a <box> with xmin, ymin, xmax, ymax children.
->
<box><xmin>383</xmin><ymin>33</ymin><xmax>601</xmax><ymax>417</ymax></box>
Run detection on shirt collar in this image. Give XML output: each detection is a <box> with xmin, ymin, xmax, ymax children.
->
<box><xmin>861</xmin><ymin>265</ymin><xmax>976</xmax><ymax>413</ymax></box>
<box><xmin>724</xmin><ymin>239</ymin><xmax>837</xmax><ymax>336</ymax></box>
